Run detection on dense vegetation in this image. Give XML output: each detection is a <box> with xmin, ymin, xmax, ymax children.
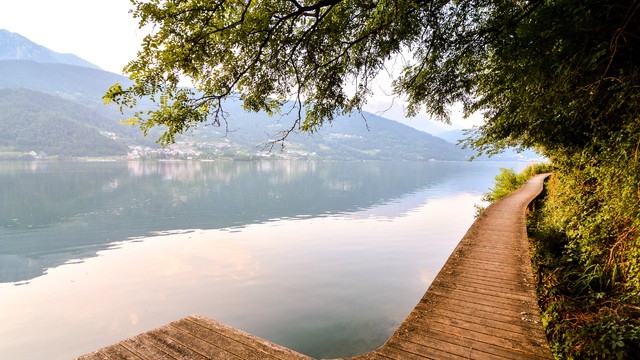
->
<box><xmin>487</xmin><ymin>164</ymin><xmax>640</xmax><ymax>358</ymax></box>
<box><xmin>110</xmin><ymin>1</ymin><xmax>639</xmax><ymax>357</ymax></box>
<box><xmin>483</xmin><ymin>164</ymin><xmax>554</xmax><ymax>202</ymax></box>
<box><xmin>529</xmin><ymin>165</ymin><xmax>640</xmax><ymax>359</ymax></box>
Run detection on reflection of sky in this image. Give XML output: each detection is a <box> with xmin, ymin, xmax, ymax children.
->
<box><xmin>1</xmin><ymin>160</ymin><xmax>516</xmax><ymax>284</ymax></box>
<box><xmin>0</xmin><ymin>160</ymin><xmax>531</xmax><ymax>358</ymax></box>
<box><xmin>0</xmin><ymin>190</ymin><xmax>480</xmax><ymax>359</ymax></box>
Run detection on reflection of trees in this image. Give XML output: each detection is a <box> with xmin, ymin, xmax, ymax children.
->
<box><xmin>0</xmin><ymin>160</ymin><xmax>497</xmax><ymax>283</ymax></box>
<box><xmin>126</xmin><ymin>159</ymin><xmax>319</xmax><ymax>185</ymax></box>
<box><xmin>1</xmin><ymin>160</ymin><xmax>492</xmax><ymax>231</ymax></box>
<box><xmin>0</xmin><ymin>162</ymin><xmax>126</xmax><ymax>228</ymax></box>
<box><xmin>127</xmin><ymin>160</ymin><xmax>202</xmax><ymax>182</ymax></box>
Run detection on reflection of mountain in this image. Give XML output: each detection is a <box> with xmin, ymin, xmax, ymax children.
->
<box><xmin>0</xmin><ymin>160</ymin><xmax>504</xmax><ymax>283</ymax></box>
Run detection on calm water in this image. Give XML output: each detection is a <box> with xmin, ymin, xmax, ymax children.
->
<box><xmin>0</xmin><ymin>160</ymin><xmax>524</xmax><ymax>359</ymax></box>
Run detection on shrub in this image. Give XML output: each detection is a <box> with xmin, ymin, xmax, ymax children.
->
<box><xmin>484</xmin><ymin>162</ymin><xmax>553</xmax><ymax>202</ymax></box>
<box><xmin>528</xmin><ymin>156</ymin><xmax>640</xmax><ymax>359</ymax></box>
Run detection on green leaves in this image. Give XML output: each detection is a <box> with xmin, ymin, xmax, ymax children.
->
<box><xmin>108</xmin><ymin>0</ymin><xmax>639</xmax><ymax>159</ymax></box>
<box><xmin>108</xmin><ymin>0</ymin><xmax>433</xmax><ymax>144</ymax></box>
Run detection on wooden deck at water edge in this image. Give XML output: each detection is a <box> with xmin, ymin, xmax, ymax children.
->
<box><xmin>78</xmin><ymin>174</ymin><xmax>553</xmax><ymax>360</ymax></box>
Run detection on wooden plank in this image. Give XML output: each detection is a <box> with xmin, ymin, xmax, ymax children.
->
<box><xmin>169</xmin><ymin>318</ymin><xmax>279</xmax><ymax>359</ymax></box>
<box><xmin>120</xmin><ymin>335</ymin><xmax>176</xmax><ymax>360</ymax></box>
<box><xmin>434</xmin><ymin>274</ymin><xmax>530</xmax><ymax>294</ymax></box>
<box><xmin>153</xmin><ymin>325</ymin><xmax>242</xmax><ymax>360</ymax></box>
<box><xmin>409</xmin><ymin>314</ymin><xmax>550</xmax><ymax>355</ymax></box>
<box><xmin>77</xmin><ymin>350</ymin><xmax>114</xmax><ymax>360</ymax></box>
<box><xmin>436</xmin><ymin>281</ymin><xmax>535</xmax><ymax>302</ymax></box>
<box><xmin>90</xmin><ymin>344</ymin><xmax>142</xmax><ymax>360</ymax></box>
<box><xmin>383</xmin><ymin>336</ymin><xmax>493</xmax><ymax>360</ymax></box>
<box><xmin>425</xmin><ymin>307</ymin><xmax>548</xmax><ymax>342</ymax></box>
<box><xmin>140</xmin><ymin>330</ymin><xmax>212</xmax><ymax>360</ymax></box>
<box><xmin>341</xmin><ymin>352</ymin><xmax>395</xmax><ymax>360</ymax></box>
<box><xmin>392</xmin><ymin>326</ymin><xmax>544</xmax><ymax>360</ymax></box>
<box><xmin>414</xmin><ymin>295</ymin><xmax>546</xmax><ymax>334</ymax></box>
<box><xmin>186</xmin><ymin>315</ymin><xmax>313</xmax><ymax>360</ymax></box>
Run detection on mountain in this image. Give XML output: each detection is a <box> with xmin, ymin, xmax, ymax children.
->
<box><xmin>0</xmin><ymin>29</ymin><xmax>100</xmax><ymax>69</ymax></box>
<box><xmin>182</xmin><ymin>100</ymin><xmax>467</xmax><ymax>160</ymax></box>
<box><xmin>0</xmin><ymin>89</ymin><xmax>128</xmax><ymax>158</ymax></box>
<box><xmin>0</xmin><ymin>59</ymin><xmax>467</xmax><ymax>160</ymax></box>
<box><xmin>0</xmin><ymin>59</ymin><xmax>122</xmax><ymax>102</ymax></box>
<box><xmin>437</xmin><ymin>129</ymin><xmax>469</xmax><ymax>144</ymax></box>
<box><xmin>0</xmin><ymin>31</ymin><xmax>471</xmax><ymax>160</ymax></box>
<box><xmin>436</xmin><ymin>128</ymin><xmax>545</xmax><ymax>161</ymax></box>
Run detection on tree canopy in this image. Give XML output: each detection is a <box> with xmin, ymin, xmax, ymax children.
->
<box><xmin>106</xmin><ymin>0</ymin><xmax>639</xmax><ymax>156</ymax></box>
<box><xmin>106</xmin><ymin>1</ymin><xmax>640</xmax><ymax>356</ymax></box>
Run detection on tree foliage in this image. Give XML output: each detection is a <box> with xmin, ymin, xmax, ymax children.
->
<box><xmin>107</xmin><ymin>0</ymin><xmax>433</xmax><ymax>144</ymax></box>
<box><xmin>107</xmin><ymin>0</ymin><xmax>639</xmax><ymax>156</ymax></box>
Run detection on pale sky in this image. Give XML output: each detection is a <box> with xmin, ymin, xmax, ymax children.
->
<box><xmin>0</xmin><ymin>0</ymin><xmax>478</xmax><ymax>133</ymax></box>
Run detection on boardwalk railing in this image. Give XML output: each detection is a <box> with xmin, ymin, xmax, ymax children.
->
<box><xmin>79</xmin><ymin>174</ymin><xmax>552</xmax><ymax>360</ymax></box>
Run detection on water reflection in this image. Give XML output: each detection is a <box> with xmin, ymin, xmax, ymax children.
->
<box><xmin>0</xmin><ymin>192</ymin><xmax>477</xmax><ymax>359</ymax></box>
<box><xmin>0</xmin><ymin>160</ymin><xmax>519</xmax><ymax>283</ymax></box>
<box><xmin>0</xmin><ymin>160</ymin><xmax>526</xmax><ymax>359</ymax></box>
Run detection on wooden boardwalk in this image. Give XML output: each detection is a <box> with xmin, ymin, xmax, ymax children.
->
<box><xmin>78</xmin><ymin>174</ymin><xmax>552</xmax><ymax>360</ymax></box>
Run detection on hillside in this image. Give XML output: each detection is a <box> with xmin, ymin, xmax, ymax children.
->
<box><xmin>182</xmin><ymin>99</ymin><xmax>467</xmax><ymax>160</ymax></box>
<box><xmin>0</xmin><ymin>89</ymin><xmax>127</xmax><ymax>158</ymax></box>
<box><xmin>0</xmin><ymin>59</ymin><xmax>125</xmax><ymax>106</ymax></box>
<box><xmin>0</xmin><ymin>31</ymin><xmax>468</xmax><ymax>160</ymax></box>
<box><xmin>0</xmin><ymin>60</ymin><xmax>466</xmax><ymax>160</ymax></box>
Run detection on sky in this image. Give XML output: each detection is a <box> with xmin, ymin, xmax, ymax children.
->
<box><xmin>1</xmin><ymin>0</ymin><xmax>143</xmax><ymax>73</ymax></box>
<box><xmin>0</xmin><ymin>0</ymin><xmax>480</xmax><ymax>133</ymax></box>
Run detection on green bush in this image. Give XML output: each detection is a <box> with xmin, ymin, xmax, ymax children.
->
<box><xmin>484</xmin><ymin>162</ymin><xmax>553</xmax><ymax>201</ymax></box>
<box><xmin>528</xmin><ymin>157</ymin><xmax>640</xmax><ymax>359</ymax></box>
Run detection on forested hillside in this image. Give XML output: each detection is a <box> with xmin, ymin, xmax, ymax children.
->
<box><xmin>0</xmin><ymin>89</ymin><xmax>127</xmax><ymax>158</ymax></box>
<box><xmin>0</xmin><ymin>55</ymin><xmax>470</xmax><ymax>160</ymax></box>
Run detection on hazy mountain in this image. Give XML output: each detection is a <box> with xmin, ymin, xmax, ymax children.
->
<box><xmin>0</xmin><ymin>31</ymin><xmax>476</xmax><ymax>160</ymax></box>
<box><xmin>436</xmin><ymin>128</ymin><xmax>545</xmax><ymax>161</ymax></box>
<box><xmin>0</xmin><ymin>59</ymin><xmax>125</xmax><ymax>105</ymax></box>
<box><xmin>0</xmin><ymin>60</ymin><xmax>466</xmax><ymax>160</ymax></box>
<box><xmin>0</xmin><ymin>29</ymin><xmax>100</xmax><ymax>69</ymax></box>
<box><xmin>437</xmin><ymin>129</ymin><xmax>469</xmax><ymax>144</ymax></box>
<box><xmin>184</xmin><ymin>99</ymin><xmax>467</xmax><ymax>160</ymax></box>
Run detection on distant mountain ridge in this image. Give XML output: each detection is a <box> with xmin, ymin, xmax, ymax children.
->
<box><xmin>436</xmin><ymin>128</ymin><xmax>545</xmax><ymax>161</ymax></box>
<box><xmin>0</xmin><ymin>30</ymin><xmax>540</xmax><ymax>161</ymax></box>
<box><xmin>0</xmin><ymin>59</ymin><xmax>127</xmax><ymax>106</ymax></box>
<box><xmin>0</xmin><ymin>29</ymin><xmax>100</xmax><ymax>69</ymax></box>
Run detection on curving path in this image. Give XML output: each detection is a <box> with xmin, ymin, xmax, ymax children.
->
<box><xmin>343</xmin><ymin>173</ymin><xmax>553</xmax><ymax>360</ymax></box>
<box><xmin>78</xmin><ymin>174</ymin><xmax>552</xmax><ymax>360</ymax></box>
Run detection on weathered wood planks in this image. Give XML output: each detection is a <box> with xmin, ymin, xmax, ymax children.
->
<box><xmin>78</xmin><ymin>174</ymin><xmax>553</xmax><ymax>360</ymax></box>
<box><xmin>77</xmin><ymin>315</ymin><xmax>313</xmax><ymax>360</ymax></box>
<box><xmin>349</xmin><ymin>174</ymin><xmax>553</xmax><ymax>360</ymax></box>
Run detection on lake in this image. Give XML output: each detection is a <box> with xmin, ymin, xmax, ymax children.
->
<box><xmin>0</xmin><ymin>160</ymin><xmax>525</xmax><ymax>359</ymax></box>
